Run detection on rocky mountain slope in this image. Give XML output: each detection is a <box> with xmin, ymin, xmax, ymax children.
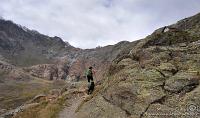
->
<box><xmin>75</xmin><ymin>13</ymin><xmax>200</xmax><ymax>118</ymax></box>
<box><xmin>0</xmin><ymin>19</ymin><xmax>79</xmax><ymax>66</ymax></box>
<box><xmin>1</xmin><ymin>12</ymin><xmax>200</xmax><ymax>118</ymax></box>
<box><xmin>0</xmin><ymin>19</ymin><xmax>80</xmax><ymax>116</ymax></box>
<box><xmin>0</xmin><ymin>18</ymin><xmax>135</xmax><ymax>80</ymax></box>
<box><xmin>0</xmin><ymin>18</ymin><xmax>136</xmax><ymax>116</ymax></box>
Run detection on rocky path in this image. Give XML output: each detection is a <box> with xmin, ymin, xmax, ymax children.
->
<box><xmin>58</xmin><ymin>93</ymin><xmax>87</xmax><ymax>118</ymax></box>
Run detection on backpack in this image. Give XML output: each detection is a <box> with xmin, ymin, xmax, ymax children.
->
<box><xmin>86</xmin><ymin>69</ymin><xmax>92</xmax><ymax>77</ymax></box>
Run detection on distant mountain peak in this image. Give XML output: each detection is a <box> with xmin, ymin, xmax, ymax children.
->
<box><xmin>64</xmin><ymin>41</ymin><xmax>71</xmax><ymax>47</ymax></box>
<box><xmin>0</xmin><ymin>18</ymin><xmax>78</xmax><ymax>66</ymax></box>
<box><xmin>0</xmin><ymin>16</ymin><xmax>4</xmax><ymax>20</ymax></box>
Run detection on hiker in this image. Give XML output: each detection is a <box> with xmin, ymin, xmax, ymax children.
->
<box><xmin>86</xmin><ymin>66</ymin><xmax>95</xmax><ymax>95</ymax></box>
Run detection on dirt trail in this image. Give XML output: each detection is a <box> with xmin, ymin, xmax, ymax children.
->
<box><xmin>58</xmin><ymin>93</ymin><xmax>87</xmax><ymax>118</ymax></box>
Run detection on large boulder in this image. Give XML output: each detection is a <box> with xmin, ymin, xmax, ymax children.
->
<box><xmin>76</xmin><ymin>95</ymin><xmax>127</xmax><ymax>118</ymax></box>
<box><xmin>102</xmin><ymin>80</ymin><xmax>166</xmax><ymax>117</ymax></box>
<box><xmin>158</xmin><ymin>63</ymin><xmax>177</xmax><ymax>77</ymax></box>
<box><xmin>164</xmin><ymin>72</ymin><xmax>199</xmax><ymax>93</ymax></box>
<box><xmin>143</xmin><ymin>103</ymin><xmax>181</xmax><ymax>118</ymax></box>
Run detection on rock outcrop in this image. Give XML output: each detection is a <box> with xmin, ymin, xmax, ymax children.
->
<box><xmin>23</xmin><ymin>64</ymin><xmax>68</xmax><ymax>80</ymax></box>
<box><xmin>76</xmin><ymin>13</ymin><xmax>200</xmax><ymax>118</ymax></box>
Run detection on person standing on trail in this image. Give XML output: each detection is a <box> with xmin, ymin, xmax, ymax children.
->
<box><xmin>86</xmin><ymin>66</ymin><xmax>95</xmax><ymax>95</ymax></box>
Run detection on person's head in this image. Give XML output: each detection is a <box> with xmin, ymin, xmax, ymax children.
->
<box><xmin>89</xmin><ymin>66</ymin><xmax>93</xmax><ymax>70</ymax></box>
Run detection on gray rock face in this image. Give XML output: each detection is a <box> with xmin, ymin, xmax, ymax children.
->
<box><xmin>164</xmin><ymin>72</ymin><xmax>199</xmax><ymax>93</ymax></box>
<box><xmin>77</xmin><ymin>95</ymin><xmax>127</xmax><ymax>118</ymax></box>
<box><xmin>0</xmin><ymin>19</ymin><xmax>78</xmax><ymax>67</ymax></box>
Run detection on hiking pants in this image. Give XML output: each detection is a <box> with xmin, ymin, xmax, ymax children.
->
<box><xmin>88</xmin><ymin>82</ymin><xmax>95</xmax><ymax>94</ymax></box>
<box><xmin>87</xmin><ymin>75</ymin><xmax>93</xmax><ymax>82</ymax></box>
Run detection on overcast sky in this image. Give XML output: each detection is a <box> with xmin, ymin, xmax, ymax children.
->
<box><xmin>0</xmin><ymin>0</ymin><xmax>200</xmax><ymax>49</ymax></box>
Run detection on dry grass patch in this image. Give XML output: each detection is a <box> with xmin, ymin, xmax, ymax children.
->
<box><xmin>14</xmin><ymin>96</ymin><xmax>66</xmax><ymax>118</ymax></box>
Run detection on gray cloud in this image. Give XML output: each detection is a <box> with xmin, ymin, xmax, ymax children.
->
<box><xmin>0</xmin><ymin>0</ymin><xmax>200</xmax><ymax>48</ymax></box>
